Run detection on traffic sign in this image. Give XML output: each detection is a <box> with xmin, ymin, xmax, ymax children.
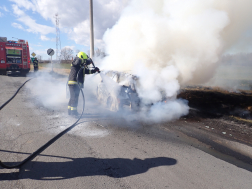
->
<box><xmin>31</xmin><ymin>52</ymin><xmax>36</xmax><ymax>57</ymax></box>
<box><xmin>47</xmin><ymin>48</ymin><xmax>54</xmax><ymax>56</ymax></box>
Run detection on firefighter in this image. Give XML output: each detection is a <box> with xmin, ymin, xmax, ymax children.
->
<box><xmin>68</xmin><ymin>52</ymin><xmax>100</xmax><ymax>116</ymax></box>
<box><xmin>33</xmin><ymin>57</ymin><xmax>39</xmax><ymax>72</ymax></box>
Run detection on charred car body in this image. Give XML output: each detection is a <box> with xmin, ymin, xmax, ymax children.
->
<box><xmin>97</xmin><ymin>71</ymin><xmax>141</xmax><ymax>111</ymax></box>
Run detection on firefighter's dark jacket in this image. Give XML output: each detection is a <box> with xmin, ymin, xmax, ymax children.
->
<box><xmin>68</xmin><ymin>57</ymin><xmax>96</xmax><ymax>87</ymax></box>
<box><xmin>33</xmin><ymin>59</ymin><xmax>38</xmax><ymax>65</ymax></box>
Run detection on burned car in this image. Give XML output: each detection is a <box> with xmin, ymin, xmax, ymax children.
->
<box><xmin>97</xmin><ymin>71</ymin><xmax>140</xmax><ymax>111</ymax></box>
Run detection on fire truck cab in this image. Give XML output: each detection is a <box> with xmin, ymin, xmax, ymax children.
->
<box><xmin>0</xmin><ymin>37</ymin><xmax>30</xmax><ymax>76</ymax></box>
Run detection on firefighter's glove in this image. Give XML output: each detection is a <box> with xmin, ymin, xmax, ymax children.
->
<box><xmin>94</xmin><ymin>67</ymin><xmax>100</xmax><ymax>73</ymax></box>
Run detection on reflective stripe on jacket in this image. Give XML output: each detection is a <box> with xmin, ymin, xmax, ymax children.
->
<box><xmin>68</xmin><ymin>57</ymin><xmax>96</xmax><ymax>86</ymax></box>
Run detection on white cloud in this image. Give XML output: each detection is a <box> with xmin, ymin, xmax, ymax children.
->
<box><xmin>9</xmin><ymin>0</ymin><xmax>36</xmax><ymax>11</ymax></box>
<box><xmin>62</xmin><ymin>46</ymin><xmax>75</xmax><ymax>50</ymax></box>
<box><xmin>3</xmin><ymin>6</ymin><xmax>9</xmax><ymax>12</ymax></box>
<box><xmin>40</xmin><ymin>35</ymin><xmax>50</xmax><ymax>41</ymax></box>
<box><xmin>12</xmin><ymin>4</ymin><xmax>55</xmax><ymax>35</ymax></box>
<box><xmin>0</xmin><ymin>6</ymin><xmax>8</xmax><ymax>17</ymax></box>
<box><xmin>69</xmin><ymin>20</ymin><xmax>90</xmax><ymax>46</ymax></box>
<box><xmin>10</xmin><ymin>0</ymin><xmax>129</xmax><ymax>47</ymax></box>
<box><xmin>30</xmin><ymin>43</ymin><xmax>42</xmax><ymax>47</ymax></box>
<box><xmin>65</xmin><ymin>0</ymin><xmax>130</xmax><ymax>47</ymax></box>
<box><xmin>11</xmin><ymin>22</ymin><xmax>25</xmax><ymax>30</ymax></box>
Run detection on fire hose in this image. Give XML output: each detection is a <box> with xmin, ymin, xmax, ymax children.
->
<box><xmin>0</xmin><ymin>69</ymin><xmax>86</xmax><ymax>169</ymax></box>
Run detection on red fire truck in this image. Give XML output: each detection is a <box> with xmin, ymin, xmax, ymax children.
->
<box><xmin>0</xmin><ymin>37</ymin><xmax>30</xmax><ymax>76</ymax></box>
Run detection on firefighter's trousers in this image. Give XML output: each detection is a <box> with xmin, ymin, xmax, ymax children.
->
<box><xmin>68</xmin><ymin>84</ymin><xmax>80</xmax><ymax>115</ymax></box>
<box><xmin>34</xmin><ymin>64</ymin><xmax>38</xmax><ymax>72</ymax></box>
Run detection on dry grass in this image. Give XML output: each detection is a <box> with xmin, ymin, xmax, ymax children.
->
<box><xmin>183</xmin><ymin>85</ymin><xmax>252</xmax><ymax>95</ymax></box>
<box><xmin>231</xmin><ymin>116</ymin><xmax>252</xmax><ymax>124</ymax></box>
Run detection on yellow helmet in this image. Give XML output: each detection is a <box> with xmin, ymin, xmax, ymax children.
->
<box><xmin>77</xmin><ymin>52</ymin><xmax>88</xmax><ymax>59</ymax></box>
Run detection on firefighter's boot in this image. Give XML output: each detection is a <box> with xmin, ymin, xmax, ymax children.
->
<box><xmin>68</xmin><ymin>106</ymin><xmax>71</xmax><ymax>115</ymax></box>
<box><xmin>71</xmin><ymin>110</ymin><xmax>79</xmax><ymax>117</ymax></box>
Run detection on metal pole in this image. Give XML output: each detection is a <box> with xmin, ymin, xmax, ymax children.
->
<box><xmin>89</xmin><ymin>0</ymin><xmax>94</xmax><ymax>59</ymax></box>
<box><xmin>51</xmin><ymin>56</ymin><xmax>53</xmax><ymax>72</ymax></box>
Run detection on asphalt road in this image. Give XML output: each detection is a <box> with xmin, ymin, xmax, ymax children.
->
<box><xmin>0</xmin><ymin>73</ymin><xmax>252</xmax><ymax>189</ymax></box>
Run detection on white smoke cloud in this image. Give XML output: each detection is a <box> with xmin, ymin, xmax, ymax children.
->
<box><xmin>100</xmin><ymin>0</ymin><xmax>252</xmax><ymax>122</ymax></box>
<box><xmin>26</xmin><ymin>73</ymin><xmax>67</xmax><ymax>110</ymax></box>
<box><xmin>16</xmin><ymin>0</ymin><xmax>252</xmax><ymax>124</ymax></box>
<box><xmin>146</xmin><ymin>100</ymin><xmax>189</xmax><ymax>123</ymax></box>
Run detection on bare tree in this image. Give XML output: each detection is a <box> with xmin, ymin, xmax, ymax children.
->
<box><xmin>60</xmin><ymin>47</ymin><xmax>73</xmax><ymax>61</ymax></box>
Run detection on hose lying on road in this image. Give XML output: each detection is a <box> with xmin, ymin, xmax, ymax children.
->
<box><xmin>0</xmin><ymin>71</ymin><xmax>85</xmax><ymax>169</ymax></box>
<box><xmin>0</xmin><ymin>78</ymin><xmax>33</xmax><ymax>111</ymax></box>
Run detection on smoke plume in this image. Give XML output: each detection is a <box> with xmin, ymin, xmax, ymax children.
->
<box><xmin>99</xmin><ymin>0</ymin><xmax>252</xmax><ymax>122</ymax></box>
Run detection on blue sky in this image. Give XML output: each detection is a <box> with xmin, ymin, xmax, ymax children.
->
<box><xmin>0</xmin><ymin>0</ymin><xmax>128</xmax><ymax>60</ymax></box>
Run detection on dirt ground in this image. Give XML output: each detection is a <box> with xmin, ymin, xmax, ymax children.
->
<box><xmin>177</xmin><ymin>86</ymin><xmax>252</xmax><ymax>146</ymax></box>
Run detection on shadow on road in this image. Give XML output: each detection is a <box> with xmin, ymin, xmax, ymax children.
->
<box><xmin>0</xmin><ymin>156</ymin><xmax>177</xmax><ymax>180</ymax></box>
